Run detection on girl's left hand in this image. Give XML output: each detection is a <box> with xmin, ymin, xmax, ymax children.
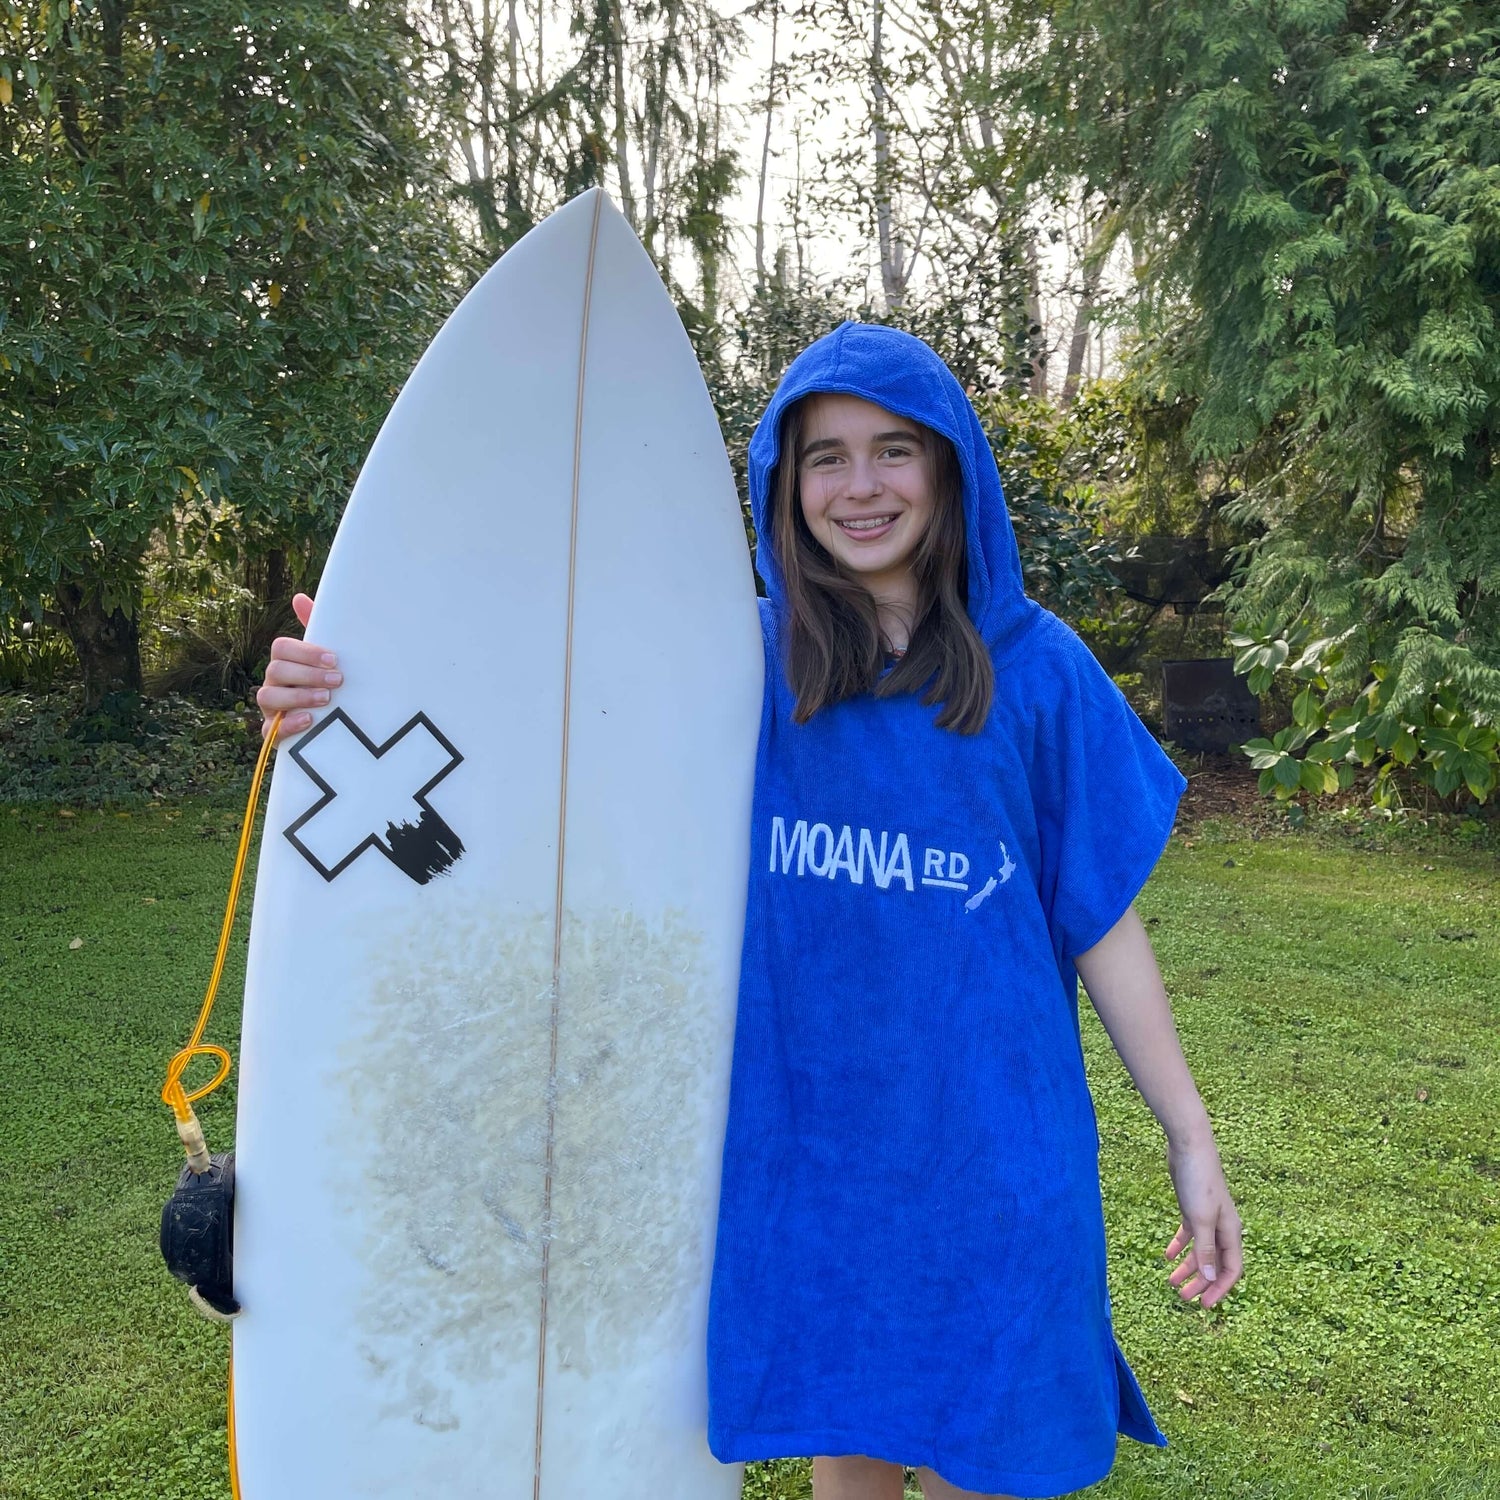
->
<box><xmin>1163</xmin><ymin>1135</ymin><xmax>1243</xmax><ymax>1309</ymax></box>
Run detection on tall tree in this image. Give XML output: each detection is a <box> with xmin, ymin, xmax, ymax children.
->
<box><xmin>752</xmin><ymin>0</ymin><xmax>780</xmax><ymax>289</ymax></box>
<box><xmin>0</xmin><ymin>0</ymin><xmax>458</xmax><ymax>708</ymax></box>
<box><xmin>777</xmin><ymin>0</ymin><xmax>1046</xmax><ymax>382</ymax></box>
<box><xmin>961</xmin><ymin>0</ymin><xmax>1500</xmax><ymax>720</ymax></box>
<box><xmin>415</xmin><ymin>0</ymin><xmax>744</xmax><ymax>283</ymax></box>
<box><xmin>868</xmin><ymin>0</ymin><xmax>906</xmax><ymax>311</ymax></box>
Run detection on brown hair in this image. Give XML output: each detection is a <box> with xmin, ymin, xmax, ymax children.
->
<box><xmin>769</xmin><ymin>395</ymin><xmax>995</xmax><ymax>733</ymax></box>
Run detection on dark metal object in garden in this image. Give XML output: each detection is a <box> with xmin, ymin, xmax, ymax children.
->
<box><xmin>1107</xmin><ymin>536</ymin><xmax>1237</xmax><ymax>612</ymax></box>
<box><xmin>1161</xmin><ymin>658</ymin><xmax>1261</xmax><ymax>753</ymax></box>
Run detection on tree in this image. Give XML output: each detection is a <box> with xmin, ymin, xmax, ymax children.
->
<box><xmin>0</xmin><ymin>0</ymin><xmax>459</xmax><ymax>708</ymax></box>
<box><xmin>414</xmin><ymin>0</ymin><xmax>745</xmax><ymax>277</ymax></box>
<box><xmin>960</xmin><ymin>0</ymin><xmax>1500</xmax><ymax>731</ymax></box>
<box><xmin>768</xmin><ymin>0</ymin><xmax>1055</xmax><ymax>388</ymax></box>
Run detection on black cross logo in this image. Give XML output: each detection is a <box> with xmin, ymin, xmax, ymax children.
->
<box><xmin>283</xmin><ymin>709</ymin><xmax>466</xmax><ymax>884</ymax></box>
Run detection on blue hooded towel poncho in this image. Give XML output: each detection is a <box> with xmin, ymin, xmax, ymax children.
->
<box><xmin>705</xmin><ymin>324</ymin><xmax>1188</xmax><ymax>1497</ymax></box>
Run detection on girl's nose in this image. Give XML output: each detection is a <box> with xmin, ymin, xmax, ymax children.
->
<box><xmin>845</xmin><ymin>459</ymin><xmax>882</xmax><ymax>498</ymax></box>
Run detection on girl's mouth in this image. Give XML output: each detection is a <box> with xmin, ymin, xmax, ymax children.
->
<box><xmin>833</xmin><ymin>514</ymin><xmax>898</xmax><ymax>539</ymax></box>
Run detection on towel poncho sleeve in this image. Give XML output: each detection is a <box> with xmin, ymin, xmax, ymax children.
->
<box><xmin>1031</xmin><ymin>616</ymin><xmax>1190</xmax><ymax>965</ymax></box>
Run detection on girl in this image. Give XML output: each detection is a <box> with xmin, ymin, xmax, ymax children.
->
<box><xmin>259</xmin><ymin>322</ymin><xmax>1243</xmax><ymax>1500</ymax></box>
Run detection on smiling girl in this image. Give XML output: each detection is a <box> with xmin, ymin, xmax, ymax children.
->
<box><xmin>258</xmin><ymin>322</ymin><xmax>1242</xmax><ymax>1500</ymax></box>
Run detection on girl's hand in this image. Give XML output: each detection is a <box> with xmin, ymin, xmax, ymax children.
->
<box><xmin>1163</xmin><ymin>1134</ymin><xmax>1243</xmax><ymax>1310</ymax></box>
<box><xmin>256</xmin><ymin>592</ymin><xmax>340</xmax><ymax>742</ymax></box>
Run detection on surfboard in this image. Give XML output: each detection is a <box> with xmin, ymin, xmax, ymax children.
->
<box><xmin>233</xmin><ymin>188</ymin><xmax>762</xmax><ymax>1499</ymax></box>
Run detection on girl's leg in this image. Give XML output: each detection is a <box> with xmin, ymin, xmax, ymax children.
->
<box><xmin>913</xmin><ymin>1467</ymin><xmax>1017</xmax><ymax>1500</ymax></box>
<box><xmin>811</xmin><ymin>1455</ymin><xmax>907</xmax><ymax>1500</ymax></box>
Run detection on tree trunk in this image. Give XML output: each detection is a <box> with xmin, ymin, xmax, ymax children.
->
<box><xmin>641</xmin><ymin>4</ymin><xmax>681</xmax><ymax>258</ymax></box>
<box><xmin>1023</xmin><ymin>230</ymin><xmax>1047</xmax><ymax>399</ymax></box>
<box><xmin>100</xmin><ymin>0</ymin><xmax>126</xmax><ymax>138</ymax></box>
<box><xmin>698</xmin><ymin>98</ymin><xmax>722</xmax><ymax>323</ymax></box>
<box><xmin>1060</xmin><ymin>234</ymin><xmax>1104</xmax><ymax>408</ymax></box>
<box><xmin>610</xmin><ymin>2</ymin><xmax>637</xmax><ymax>228</ymax></box>
<box><xmin>55</xmin><ymin>578</ymin><xmax>143</xmax><ymax>709</ymax></box>
<box><xmin>791</xmin><ymin>120</ymin><xmax>807</xmax><ymax>282</ymax></box>
<box><xmin>754</xmin><ymin>0</ymin><xmax>780</xmax><ymax>288</ymax></box>
<box><xmin>245</xmin><ymin>546</ymin><xmax>291</xmax><ymax>610</ymax></box>
<box><xmin>870</xmin><ymin>0</ymin><xmax>906</xmax><ymax>312</ymax></box>
<box><xmin>527</xmin><ymin>0</ymin><xmax>544</xmax><ymax>216</ymax></box>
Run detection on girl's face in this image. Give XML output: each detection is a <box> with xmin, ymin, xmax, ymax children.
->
<box><xmin>796</xmin><ymin>392</ymin><xmax>936</xmax><ymax>598</ymax></box>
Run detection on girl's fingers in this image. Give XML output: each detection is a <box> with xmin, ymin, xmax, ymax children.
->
<box><xmin>1192</xmin><ymin>1220</ymin><xmax>1219</xmax><ymax>1284</ymax></box>
<box><xmin>1199</xmin><ymin>1259</ymin><xmax>1240</xmax><ymax>1307</ymax></box>
<box><xmin>1200</xmin><ymin>1273</ymin><xmax>1234</xmax><ymax>1309</ymax></box>
<box><xmin>257</xmin><ymin>597</ymin><xmax>327</xmax><ymax>743</ymax></box>
<box><xmin>261</xmin><ymin>711</ymin><xmax>313</xmax><ymax>742</ymax></box>
<box><xmin>1168</xmin><ymin>1250</ymin><xmax>1212</xmax><ymax>1300</ymax></box>
<box><xmin>268</xmin><ymin>635</ymin><xmax>337</xmax><ymax>668</ymax></box>
<box><xmin>1165</xmin><ymin>1212</ymin><xmax>1243</xmax><ymax>1306</ymax></box>
<box><xmin>1163</xmin><ymin>1222</ymin><xmax>1190</xmax><ymax>1262</ymax></box>
<box><xmin>263</xmin><ymin>655</ymin><xmax>342</xmax><ymax>689</ymax></box>
<box><xmin>256</xmin><ymin>685</ymin><xmax>330</xmax><ymax>716</ymax></box>
<box><xmin>256</xmin><ymin>658</ymin><xmax>338</xmax><ymax>733</ymax></box>
<box><xmin>1201</xmin><ymin>1219</ymin><xmax>1244</xmax><ymax>1307</ymax></box>
<box><xmin>1166</xmin><ymin>1255</ymin><xmax>1200</xmax><ymax>1289</ymax></box>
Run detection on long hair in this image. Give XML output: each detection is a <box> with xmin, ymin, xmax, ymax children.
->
<box><xmin>769</xmin><ymin>395</ymin><xmax>995</xmax><ymax>734</ymax></box>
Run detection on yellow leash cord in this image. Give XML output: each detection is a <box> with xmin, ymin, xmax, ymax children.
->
<box><xmin>156</xmin><ymin>712</ymin><xmax>283</xmax><ymax>1498</ymax></box>
<box><xmin>228</xmin><ymin>1358</ymin><xmax>242</xmax><ymax>1499</ymax></box>
<box><xmin>160</xmin><ymin>712</ymin><xmax>283</xmax><ymax>1169</ymax></box>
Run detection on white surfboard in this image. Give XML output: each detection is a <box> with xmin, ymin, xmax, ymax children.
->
<box><xmin>233</xmin><ymin>188</ymin><xmax>762</xmax><ymax>1499</ymax></box>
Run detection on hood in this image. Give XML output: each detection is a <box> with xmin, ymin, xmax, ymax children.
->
<box><xmin>746</xmin><ymin>320</ymin><xmax>1039</xmax><ymax>656</ymax></box>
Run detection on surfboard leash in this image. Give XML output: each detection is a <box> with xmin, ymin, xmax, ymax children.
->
<box><xmin>158</xmin><ymin>709</ymin><xmax>283</xmax><ymax>1324</ymax></box>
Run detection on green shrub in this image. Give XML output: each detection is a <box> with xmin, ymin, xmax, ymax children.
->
<box><xmin>0</xmin><ymin>623</ymin><xmax>78</xmax><ymax>692</ymax></box>
<box><xmin>0</xmin><ymin>689</ymin><xmax>258</xmax><ymax>806</ymax></box>
<box><xmin>145</xmin><ymin>585</ymin><xmax>292</xmax><ymax>708</ymax></box>
<box><xmin>1233</xmin><ymin>621</ymin><xmax>1497</xmax><ymax>813</ymax></box>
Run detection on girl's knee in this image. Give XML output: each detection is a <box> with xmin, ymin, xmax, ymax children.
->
<box><xmin>811</xmin><ymin>1454</ymin><xmax>907</xmax><ymax>1500</ymax></box>
<box><xmin>913</xmin><ymin>1466</ymin><xmax>1018</xmax><ymax>1500</ymax></box>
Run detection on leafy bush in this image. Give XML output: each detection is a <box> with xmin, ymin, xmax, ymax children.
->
<box><xmin>0</xmin><ymin>623</ymin><xmax>78</xmax><ymax>692</ymax></box>
<box><xmin>977</xmin><ymin>389</ymin><xmax>1129</xmax><ymax>620</ymax></box>
<box><xmin>0</xmin><ymin>689</ymin><xmax>259</xmax><ymax>807</ymax></box>
<box><xmin>1233</xmin><ymin>620</ymin><xmax>1497</xmax><ymax>812</ymax></box>
<box><xmin>143</xmin><ymin>579</ymin><xmax>293</xmax><ymax>708</ymax></box>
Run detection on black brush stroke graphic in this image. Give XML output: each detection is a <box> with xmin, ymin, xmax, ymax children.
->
<box><xmin>284</xmin><ymin>708</ymin><xmax>465</xmax><ymax>884</ymax></box>
<box><xmin>383</xmin><ymin>809</ymin><xmax>466</xmax><ymax>884</ymax></box>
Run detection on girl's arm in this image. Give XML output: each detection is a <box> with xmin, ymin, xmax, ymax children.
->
<box><xmin>1074</xmin><ymin>904</ymin><xmax>1243</xmax><ymax>1310</ymax></box>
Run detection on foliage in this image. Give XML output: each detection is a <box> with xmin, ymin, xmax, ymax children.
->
<box><xmin>0</xmin><ymin>620</ymin><xmax>76</xmax><ymax>690</ymax></box>
<box><xmin>410</xmin><ymin>0</ymin><xmax>747</xmax><ymax>297</ymax></box>
<box><xmin>0</xmin><ymin>0</ymin><xmax>461</xmax><ymax>702</ymax></box>
<box><xmin>1234</xmin><ymin>618</ymin><xmax>1497</xmax><ymax>812</ymax></box>
<box><xmin>144</xmin><ymin>587</ymin><xmax>289</xmax><ymax>707</ymax></box>
<box><xmin>977</xmin><ymin>381</ymin><xmax>1143</xmax><ymax>620</ymax></box>
<box><xmin>138</xmin><ymin>547</ymin><xmax>295</xmax><ymax>706</ymax></box>
<box><xmin>966</xmin><ymin>0</ymin><xmax>1500</xmax><ymax>750</ymax></box>
<box><xmin>0</xmin><ymin>687</ymin><xmax>256</xmax><ymax>805</ymax></box>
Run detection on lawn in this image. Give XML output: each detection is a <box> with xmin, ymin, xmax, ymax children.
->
<box><xmin>1</xmin><ymin>801</ymin><xmax>1496</xmax><ymax>1499</ymax></box>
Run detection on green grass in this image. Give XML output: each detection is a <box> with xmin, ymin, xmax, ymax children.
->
<box><xmin>0</xmin><ymin>805</ymin><xmax>251</xmax><ymax>1500</ymax></box>
<box><xmin>1</xmin><ymin>804</ymin><xmax>1497</xmax><ymax>1499</ymax></box>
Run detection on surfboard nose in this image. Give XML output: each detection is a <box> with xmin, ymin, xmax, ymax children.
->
<box><xmin>548</xmin><ymin>184</ymin><xmax>630</xmax><ymax>244</ymax></box>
